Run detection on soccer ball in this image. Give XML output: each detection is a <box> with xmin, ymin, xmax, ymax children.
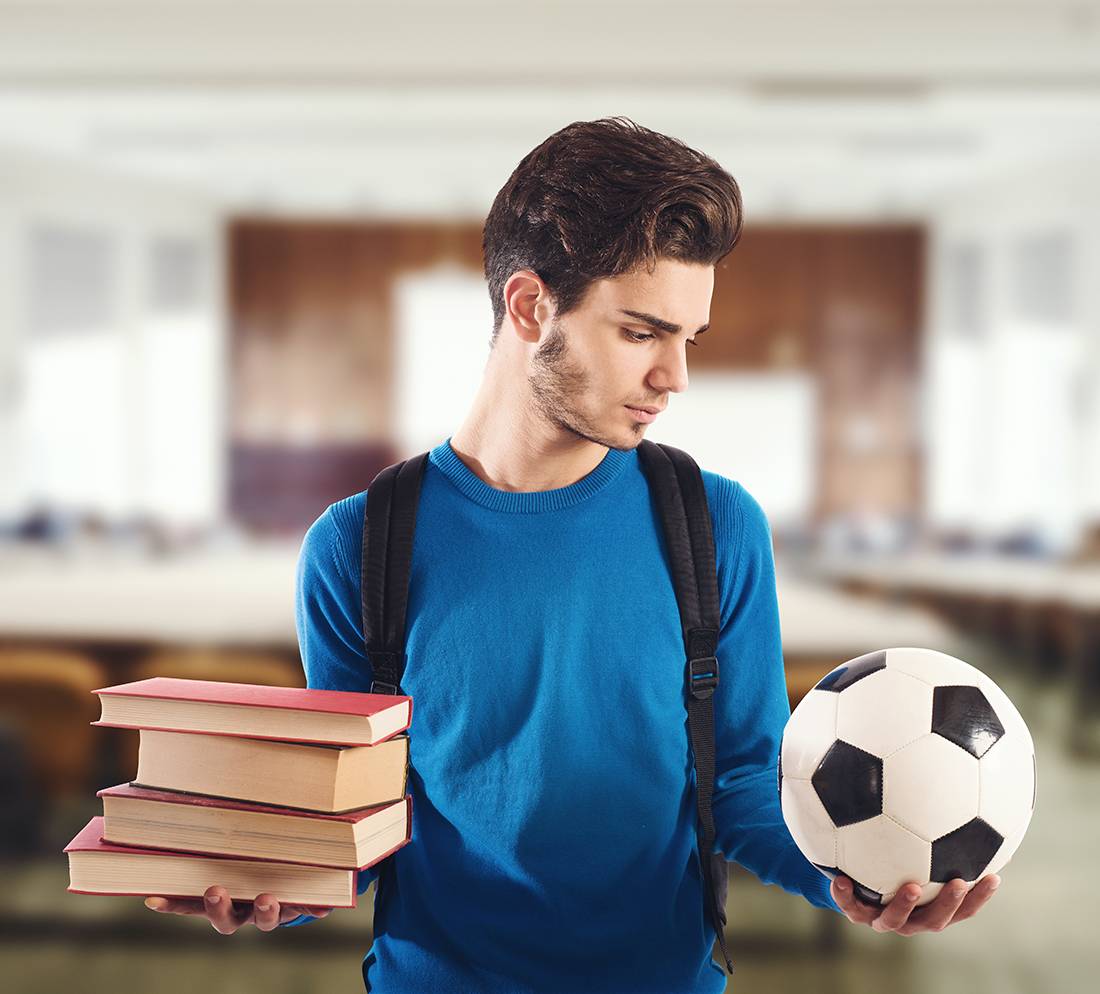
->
<box><xmin>778</xmin><ymin>647</ymin><xmax>1036</xmax><ymax>907</ymax></box>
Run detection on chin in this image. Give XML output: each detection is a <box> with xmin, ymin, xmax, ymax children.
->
<box><xmin>606</xmin><ymin>428</ymin><xmax>646</xmax><ymax>452</ymax></box>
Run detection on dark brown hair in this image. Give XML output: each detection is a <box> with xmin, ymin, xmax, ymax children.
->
<box><xmin>482</xmin><ymin>116</ymin><xmax>743</xmax><ymax>346</ymax></box>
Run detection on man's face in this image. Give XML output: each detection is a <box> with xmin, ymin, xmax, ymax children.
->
<box><xmin>527</xmin><ymin>258</ymin><xmax>714</xmax><ymax>451</ymax></box>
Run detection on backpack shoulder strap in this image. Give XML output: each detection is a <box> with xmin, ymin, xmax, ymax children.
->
<box><xmin>636</xmin><ymin>438</ymin><xmax>734</xmax><ymax>976</ymax></box>
<box><xmin>361</xmin><ymin>451</ymin><xmax>430</xmax><ymax>694</ymax></box>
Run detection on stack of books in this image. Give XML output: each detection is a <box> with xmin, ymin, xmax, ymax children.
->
<box><xmin>64</xmin><ymin>677</ymin><xmax>413</xmax><ymax>910</ymax></box>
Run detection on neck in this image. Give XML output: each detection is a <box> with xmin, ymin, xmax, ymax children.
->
<box><xmin>449</xmin><ymin>345</ymin><xmax>608</xmax><ymax>492</ymax></box>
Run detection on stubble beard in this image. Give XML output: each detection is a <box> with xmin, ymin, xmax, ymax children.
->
<box><xmin>527</xmin><ymin>319</ymin><xmax>643</xmax><ymax>452</ymax></box>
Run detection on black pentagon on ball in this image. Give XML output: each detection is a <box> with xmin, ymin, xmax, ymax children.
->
<box><xmin>930</xmin><ymin>817</ymin><xmax>1004</xmax><ymax>882</ymax></box>
<box><xmin>932</xmin><ymin>685</ymin><xmax>1005</xmax><ymax>758</ymax></box>
<box><xmin>814</xmin><ymin>650</ymin><xmax>887</xmax><ymax>693</ymax></box>
<box><xmin>812</xmin><ymin>740</ymin><xmax>883</xmax><ymax>827</ymax></box>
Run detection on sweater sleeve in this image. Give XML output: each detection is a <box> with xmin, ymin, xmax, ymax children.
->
<box><xmin>707</xmin><ymin>479</ymin><xmax>842</xmax><ymax>915</ymax></box>
<box><xmin>281</xmin><ymin>499</ymin><xmax>380</xmax><ymax>927</ymax></box>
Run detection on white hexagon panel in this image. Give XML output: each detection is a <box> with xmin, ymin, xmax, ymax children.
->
<box><xmin>835</xmin><ymin>667</ymin><xmax>933</xmax><ymax>758</ymax></box>
<box><xmin>978</xmin><ymin>730</ymin><xmax>1036</xmax><ymax>841</ymax></box>
<box><xmin>836</xmin><ymin>815</ymin><xmax>932</xmax><ymax>900</ymax></box>
<box><xmin>985</xmin><ymin>810</ymin><xmax>1031</xmax><ymax>878</ymax></box>
<box><xmin>884</xmin><ymin>645</ymin><xmax>973</xmax><ymax>687</ymax></box>
<box><xmin>780</xmin><ymin>778</ymin><xmax>837</xmax><ymax>868</ymax></box>
<box><xmin>884</xmin><ymin>734</ymin><xmax>980</xmax><ymax>842</ymax></box>
<box><xmin>779</xmin><ymin>689</ymin><xmax>838</xmax><ymax>780</ymax></box>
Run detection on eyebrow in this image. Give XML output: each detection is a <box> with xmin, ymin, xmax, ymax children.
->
<box><xmin>619</xmin><ymin>309</ymin><xmax>710</xmax><ymax>336</ymax></box>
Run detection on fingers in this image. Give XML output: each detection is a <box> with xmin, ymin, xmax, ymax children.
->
<box><xmin>870</xmin><ymin>883</ymin><xmax>922</xmax><ymax>932</ymax></box>
<box><xmin>831</xmin><ymin>875</ymin><xmax>922</xmax><ymax>930</ymax></box>
<box><xmin>830</xmin><ymin>876</ymin><xmax>880</xmax><ymax>926</ymax></box>
<box><xmin>144</xmin><ymin>888</ymin><xmax>251</xmax><ymax>933</ymax></box>
<box><xmin>253</xmin><ymin>893</ymin><xmax>281</xmax><ymax>932</ymax></box>
<box><xmin>202</xmin><ymin>886</ymin><xmax>254</xmax><ymax>934</ymax></box>
<box><xmin>145</xmin><ymin>887</ymin><xmax>336</xmax><ymax>933</ymax></box>
<box><xmin>144</xmin><ymin>896</ymin><xmax>207</xmax><ymax>916</ymax></box>
<box><xmin>893</xmin><ymin>878</ymin><xmax>970</xmax><ymax>935</ymax></box>
<box><xmin>948</xmin><ymin>873</ymin><xmax>1000</xmax><ymax>924</ymax></box>
<box><xmin>897</xmin><ymin>874</ymin><xmax>1000</xmax><ymax>935</ymax></box>
<box><xmin>834</xmin><ymin>874</ymin><xmax>1000</xmax><ymax>936</ymax></box>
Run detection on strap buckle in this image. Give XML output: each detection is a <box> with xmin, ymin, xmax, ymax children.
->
<box><xmin>368</xmin><ymin>649</ymin><xmax>404</xmax><ymax>695</ymax></box>
<box><xmin>688</xmin><ymin>656</ymin><xmax>719</xmax><ymax>700</ymax></box>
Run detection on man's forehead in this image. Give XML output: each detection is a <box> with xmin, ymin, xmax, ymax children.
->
<box><xmin>591</xmin><ymin>266</ymin><xmax>713</xmax><ymax>328</ymax></box>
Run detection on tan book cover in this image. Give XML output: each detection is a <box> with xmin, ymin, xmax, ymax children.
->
<box><xmin>135</xmin><ymin>728</ymin><xmax>410</xmax><ymax>813</ymax></box>
<box><xmin>99</xmin><ymin>784</ymin><xmax>412</xmax><ymax>869</ymax></box>
<box><xmin>65</xmin><ymin>817</ymin><xmax>361</xmax><ymax>908</ymax></box>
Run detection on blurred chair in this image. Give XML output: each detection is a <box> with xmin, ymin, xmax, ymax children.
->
<box><xmin>112</xmin><ymin>648</ymin><xmax>305</xmax><ymax>779</ymax></box>
<box><xmin>784</xmin><ymin>655</ymin><xmax>837</xmax><ymax>710</ymax></box>
<box><xmin>0</xmin><ymin>721</ymin><xmax>42</xmax><ymax>855</ymax></box>
<box><xmin>0</xmin><ymin>649</ymin><xmax>106</xmax><ymax>801</ymax></box>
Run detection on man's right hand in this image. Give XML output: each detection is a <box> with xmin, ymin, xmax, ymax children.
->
<box><xmin>144</xmin><ymin>885</ymin><xmax>333</xmax><ymax>934</ymax></box>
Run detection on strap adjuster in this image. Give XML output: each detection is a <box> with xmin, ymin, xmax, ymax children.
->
<box><xmin>368</xmin><ymin>649</ymin><xmax>405</xmax><ymax>695</ymax></box>
<box><xmin>688</xmin><ymin>656</ymin><xmax>719</xmax><ymax>700</ymax></box>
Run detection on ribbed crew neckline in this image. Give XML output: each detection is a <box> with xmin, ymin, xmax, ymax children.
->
<box><xmin>428</xmin><ymin>436</ymin><xmax>632</xmax><ymax>514</ymax></box>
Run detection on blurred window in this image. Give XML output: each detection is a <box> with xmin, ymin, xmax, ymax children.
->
<box><xmin>16</xmin><ymin>222</ymin><xmax>219</xmax><ymax>525</ymax></box>
<box><xmin>139</xmin><ymin>233</ymin><xmax>220</xmax><ymax>524</ymax></box>
<box><xmin>28</xmin><ymin>224</ymin><xmax>117</xmax><ymax>338</ymax></box>
<box><xmin>944</xmin><ymin>241</ymin><xmax>986</xmax><ymax>340</ymax></box>
<box><xmin>24</xmin><ymin>223</ymin><xmax>128</xmax><ymax>513</ymax></box>
<box><xmin>1011</xmin><ymin>231</ymin><xmax>1074</xmax><ymax>327</ymax></box>
<box><xmin>393</xmin><ymin>263</ymin><xmax>492</xmax><ymax>456</ymax></box>
<box><xmin>648</xmin><ymin>371</ymin><xmax>817</xmax><ymax>528</ymax></box>
<box><xmin>929</xmin><ymin>228</ymin><xmax>1083</xmax><ymax>554</ymax></box>
<box><xmin>149</xmin><ymin>236</ymin><xmax>204</xmax><ymax>314</ymax></box>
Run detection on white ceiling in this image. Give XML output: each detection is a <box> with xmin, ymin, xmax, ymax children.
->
<box><xmin>2</xmin><ymin>1</ymin><xmax>1099</xmax><ymax>219</ymax></box>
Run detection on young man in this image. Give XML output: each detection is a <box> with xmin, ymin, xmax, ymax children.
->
<box><xmin>146</xmin><ymin>117</ymin><xmax>1000</xmax><ymax>990</ymax></box>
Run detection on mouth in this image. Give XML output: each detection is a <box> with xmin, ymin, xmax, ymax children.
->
<box><xmin>625</xmin><ymin>405</ymin><xmax>663</xmax><ymax>423</ymax></box>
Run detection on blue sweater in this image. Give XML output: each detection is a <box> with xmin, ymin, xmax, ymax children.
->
<box><xmin>283</xmin><ymin>436</ymin><xmax>841</xmax><ymax>993</ymax></box>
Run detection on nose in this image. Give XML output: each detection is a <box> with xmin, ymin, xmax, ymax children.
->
<box><xmin>647</xmin><ymin>342</ymin><xmax>690</xmax><ymax>396</ymax></box>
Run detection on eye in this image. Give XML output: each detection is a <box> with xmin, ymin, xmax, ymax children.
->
<box><xmin>623</xmin><ymin>329</ymin><xmax>655</xmax><ymax>343</ymax></box>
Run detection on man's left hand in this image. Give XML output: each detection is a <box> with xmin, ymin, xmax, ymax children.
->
<box><xmin>830</xmin><ymin>873</ymin><xmax>1000</xmax><ymax>935</ymax></box>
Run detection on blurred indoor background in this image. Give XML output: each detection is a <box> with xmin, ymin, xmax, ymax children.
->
<box><xmin>2</xmin><ymin>1</ymin><xmax>1099</xmax><ymax>992</ymax></box>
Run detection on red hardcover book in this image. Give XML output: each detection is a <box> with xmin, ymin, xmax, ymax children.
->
<box><xmin>91</xmin><ymin>676</ymin><xmax>412</xmax><ymax>746</ymax></box>
<box><xmin>97</xmin><ymin>783</ymin><xmax>413</xmax><ymax>870</ymax></box>
<box><xmin>65</xmin><ymin>815</ymin><xmax>410</xmax><ymax>908</ymax></box>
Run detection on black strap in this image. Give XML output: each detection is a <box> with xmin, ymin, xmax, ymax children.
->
<box><xmin>362</xmin><ymin>452</ymin><xmax>429</xmax><ymax>694</ymax></box>
<box><xmin>361</xmin><ymin>442</ymin><xmax>734</xmax><ymax>975</ymax></box>
<box><xmin>637</xmin><ymin>439</ymin><xmax>733</xmax><ymax>975</ymax></box>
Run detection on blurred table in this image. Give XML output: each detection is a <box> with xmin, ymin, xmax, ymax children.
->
<box><xmin>0</xmin><ymin>540</ymin><xmax>301</xmax><ymax>654</ymax></box>
<box><xmin>0</xmin><ymin>540</ymin><xmax>956</xmax><ymax>698</ymax></box>
<box><xmin>776</xmin><ymin>568</ymin><xmax>957</xmax><ymax>708</ymax></box>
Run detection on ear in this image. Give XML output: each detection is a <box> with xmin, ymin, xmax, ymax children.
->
<box><xmin>503</xmin><ymin>270</ymin><xmax>551</xmax><ymax>345</ymax></box>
